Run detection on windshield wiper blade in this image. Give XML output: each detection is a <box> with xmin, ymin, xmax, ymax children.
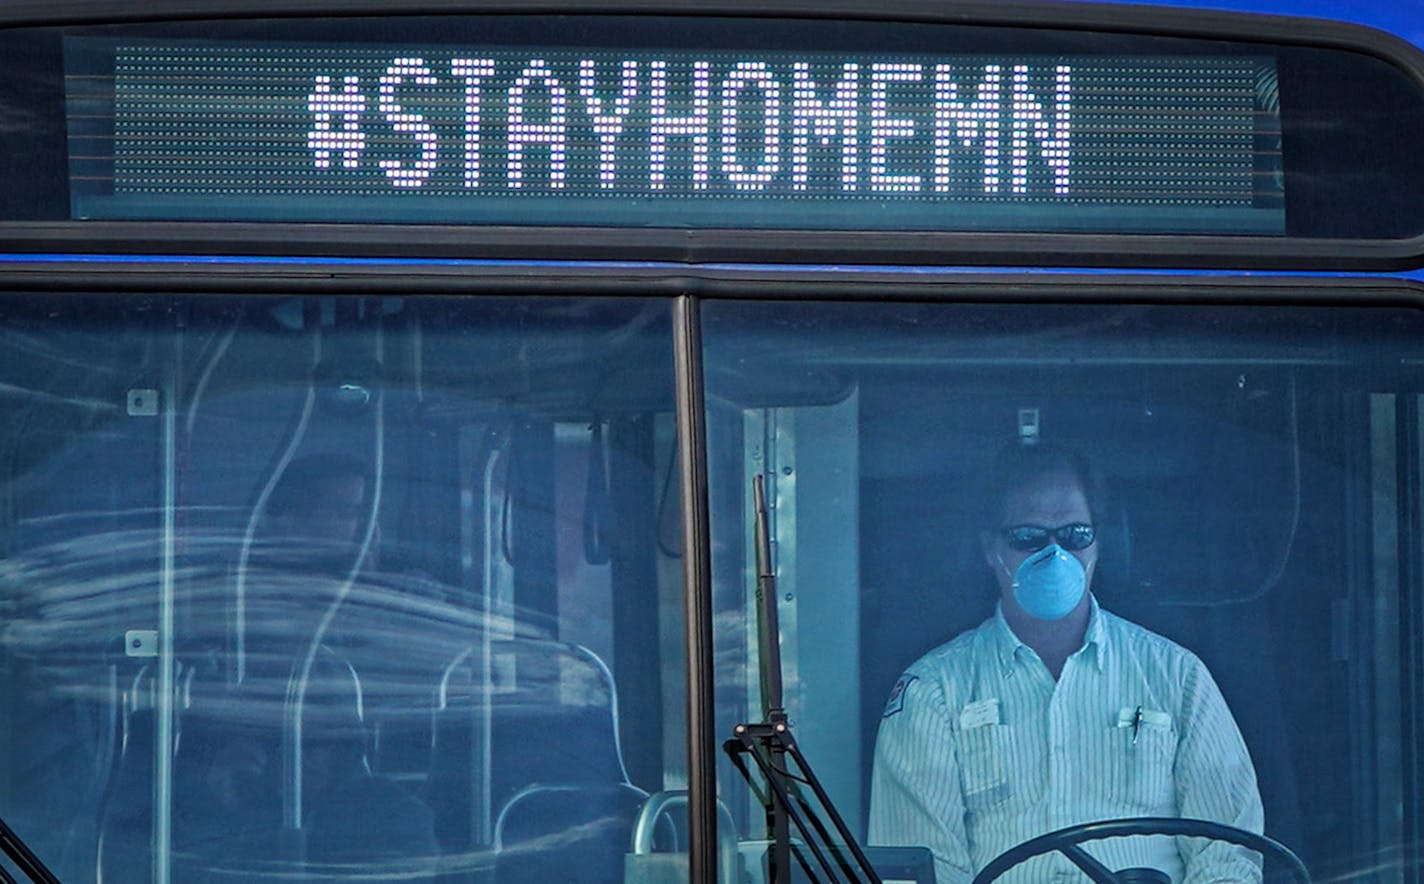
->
<box><xmin>0</xmin><ymin>815</ymin><xmax>62</xmax><ymax>884</ymax></box>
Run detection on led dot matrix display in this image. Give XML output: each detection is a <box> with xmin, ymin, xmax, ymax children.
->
<box><xmin>66</xmin><ymin>40</ymin><xmax>1284</xmax><ymax>233</ymax></box>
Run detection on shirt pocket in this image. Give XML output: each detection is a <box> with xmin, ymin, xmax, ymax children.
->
<box><xmin>955</xmin><ymin>723</ymin><xmax>1013</xmax><ymax>810</ymax></box>
<box><xmin>1107</xmin><ymin>712</ymin><xmax>1176</xmax><ymax>811</ymax></box>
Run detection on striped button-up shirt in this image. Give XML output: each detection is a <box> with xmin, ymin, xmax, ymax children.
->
<box><xmin>869</xmin><ymin>598</ymin><xmax>1263</xmax><ymax>883</ymax></box>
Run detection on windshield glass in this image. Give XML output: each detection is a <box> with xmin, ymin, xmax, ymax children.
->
<box><xmin>703</xmin><ymin>296</ymin><xmax>1424</xmax><ymax>882</ymax></box>
<box><xmin>0</xmin><ymin>293</ymin><xmax>685</xmax><ymax>883</ymax></box>
<box><xmin>4</xmin><ymin>287</ymin><xmax>1424</xmax><ymax>883</ymax></box>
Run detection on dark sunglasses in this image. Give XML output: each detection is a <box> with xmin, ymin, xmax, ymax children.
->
<box><xmin>999</xmin><ymin>523</ymin><xmax>1096</xmax><ymax>552</ymax></box>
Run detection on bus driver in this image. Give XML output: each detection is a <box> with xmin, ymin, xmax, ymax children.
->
<box><xmin>868</xmin><ymin>443</ymin><xmax>1264</xmax><ymax>883</ymax></box>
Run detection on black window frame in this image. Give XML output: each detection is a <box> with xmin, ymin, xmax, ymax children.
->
<box><xmin>1</xmin><ymin>0</ymin><xmax>1424</xmax><ymax>269</ymax></box>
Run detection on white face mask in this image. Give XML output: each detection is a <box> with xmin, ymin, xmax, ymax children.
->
<box><xmin>1002</xmin><ymin>544</ymin><xmax>1086</xmax><ymax>620</ymax></box>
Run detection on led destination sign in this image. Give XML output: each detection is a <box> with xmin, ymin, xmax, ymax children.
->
<box><xmin>65</xmin><ymin>40</ymin><xmax>1284</xmax><ymax>233</ymax></box>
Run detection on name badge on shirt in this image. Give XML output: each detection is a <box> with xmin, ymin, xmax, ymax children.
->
<box><xmin>959</xmin><ymin>698</ymin><xmax>1000</xmax><ymax>730</ymax></box>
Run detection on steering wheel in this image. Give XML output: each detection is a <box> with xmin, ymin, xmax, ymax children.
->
<box><xmin>971</xmin><ymin>817</ymin><xmax>1309</xmax><ymax>884</ymax></box>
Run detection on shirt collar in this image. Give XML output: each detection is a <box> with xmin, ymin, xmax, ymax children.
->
<box><xmin>990</xmin><ymin>595</ymin><xmax>1108</xmax><ymax>675</ymax></box>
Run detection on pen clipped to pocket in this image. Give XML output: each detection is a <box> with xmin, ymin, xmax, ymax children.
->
<box><xmin>1115</xmin><ymin>706</ymin><xmax>1175</xmax><ymax>808</ymax></box>
<box><xmin>1117</xmin><ymin>705</ymin><xmax>1171</xmax><ymax>746</ymax></box>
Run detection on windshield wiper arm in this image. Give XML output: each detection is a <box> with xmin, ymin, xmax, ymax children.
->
<box><xmin>0</xmin><ymin>815</ymin><xmax>62</xmax><ymax>884</ymax></box>
<box><xmin>723</xmin><ymin>475</ymin><xmax>883</xmax><ymax>884</ymax></box>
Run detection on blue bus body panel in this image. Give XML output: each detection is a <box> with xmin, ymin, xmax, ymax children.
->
<box><xmin>1095</xmin><ymin>0</ymin><xmax>1424</xmax><ymax>47</ymax></box>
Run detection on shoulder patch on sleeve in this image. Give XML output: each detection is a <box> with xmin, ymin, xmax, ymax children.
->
<box><xmin>882</xmin><ymin>674</ymin><xmax>918</xmax><ymax>719</ymax></box>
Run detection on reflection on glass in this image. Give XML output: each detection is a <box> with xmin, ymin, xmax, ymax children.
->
<box><xmin>0</xmin><ymin>295</ymin><xmax>685</xmax><ymax>882</ymax></box>
<box><xmin>704</xmin><ymin>300</ymin><xmax>1424</xmax><ymax>882</ymax></box>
